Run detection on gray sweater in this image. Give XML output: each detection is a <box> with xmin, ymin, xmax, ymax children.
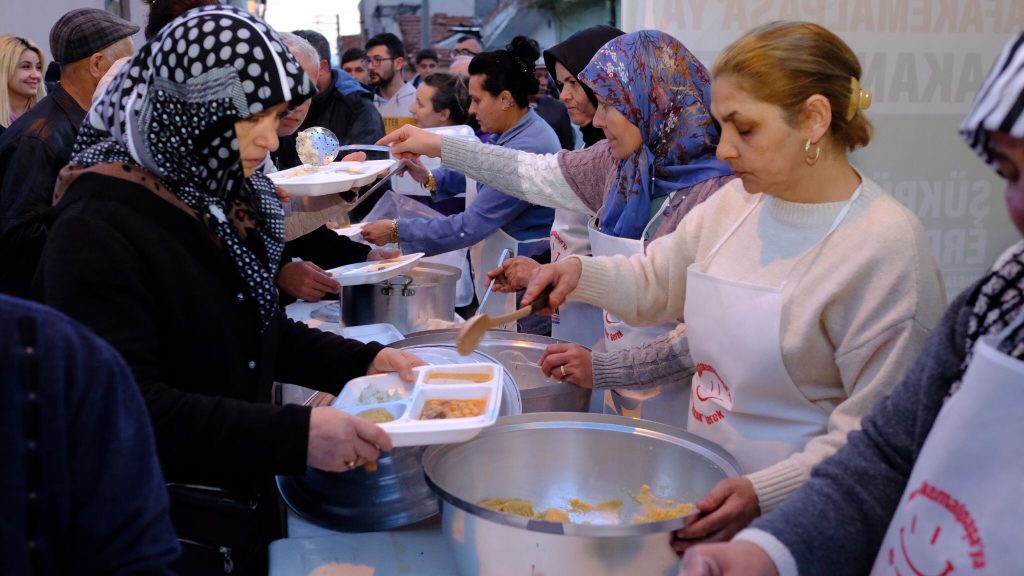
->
<box><xmin>734</xmin><ymin>276</ymin><xmax>982</xmax><ymax>574</ymax></box>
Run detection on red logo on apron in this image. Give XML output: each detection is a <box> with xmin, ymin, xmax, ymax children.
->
<box><xmin>550</xmin><ymin>231</ymin><xmax>568</xmax><ymax>260</ymax></box>
<box><xmin>690</xmin><ymin>363</ymin><xmax>731</xmax><ymax>425</ymax></box>
<box><xmin>694</xmin><ymin>363</ymin><xmax>732</xmax><ymax>406</ymax></box>
<box><xmin>885</xmin><ymin>481</ymin><xmax>986</xmax><ymax>575</ymax></box>
<box><xmin>604</xmin><ymin>311</ymin><xmax>624</xmax><ymax>342</ymax></box>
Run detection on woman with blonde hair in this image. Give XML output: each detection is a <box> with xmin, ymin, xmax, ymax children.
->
<box><xmin>504</xmin><ymin>20</ymin><xmax>947</xmax><ymax>548</ymax></box>
<box><xmin>0</xmin><ymin>35</ymin><xmax>45</xmax><ymax>131</ymax></box>
<box><xmin>679</xmin><ymin>29</ymin><xmax>1024</xmax><ymax>576</ymax></box>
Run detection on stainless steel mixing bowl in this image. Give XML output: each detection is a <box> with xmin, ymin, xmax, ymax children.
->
<box><xmin>423</xmin><ymin>413</ymin><xmax>740</xmax><ymax>575</ymax></box>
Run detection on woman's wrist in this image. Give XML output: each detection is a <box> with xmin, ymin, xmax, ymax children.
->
<box><xmin>424</xmin><ymin>170</ymin><xmax>437</xmax><ymax>191</ymax></box>
<box><xmin>389</xmin><ymin>218</ymin><xmax>400</xmax><ymax>244</ymax></box>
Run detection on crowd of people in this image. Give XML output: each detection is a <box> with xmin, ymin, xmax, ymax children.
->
<box><xmin>1</xmin><ymin>3</ymin><xmax>1021</xmax><ymax>576</ymax></box>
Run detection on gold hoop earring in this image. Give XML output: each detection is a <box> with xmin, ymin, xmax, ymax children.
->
<box><xmin>804</xmin><ymin>138</ymin><xmax>821</xmax><ymax>165</ymax></box>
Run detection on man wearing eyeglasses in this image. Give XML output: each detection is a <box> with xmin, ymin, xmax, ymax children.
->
<box><xmin>451</xmin><ymin>35</ymin><xmax>483</xmax><ymax>58</ymax></box>
<box><xmin>365</xmin><ymin>33</ymin><xmax>417</xmax><ymax>134</ymax></box>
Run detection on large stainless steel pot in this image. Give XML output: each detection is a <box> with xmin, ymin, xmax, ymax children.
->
<box><xmin>394</xmin><ymin>329</ymin><xmax>591</xmax><ymax>413</ymax></box>
<box><xmin>341</xmin><ymin>262</ymin><xmax>459</xmax><ymax>335</ymax></box>
<box><xmin>423</xmin><ymin>413</ymin><xmax>740</xmax><ymax>576</ymax></box>
<box><xmin>276</xmin><ymin>346</ymin><xmax>522</xmax><ymax>532</ymax></box>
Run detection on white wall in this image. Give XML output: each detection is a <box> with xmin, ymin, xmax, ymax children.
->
<box><xmin>0</xmin><ymin>0</ymin><xmax>150</xmax><ymax>64</ymax></box>
<box><xmin>622</xmin><ymin>0</ymin><xmax>1021</xmax><ymax>299</ymax></box>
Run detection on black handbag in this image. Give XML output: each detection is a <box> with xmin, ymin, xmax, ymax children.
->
<box><xmin>167</xmin><ymin>483</ymin><xmax>275</xmax><ymax>575</ymax></box>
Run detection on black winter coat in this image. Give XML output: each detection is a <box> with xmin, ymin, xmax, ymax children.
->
<box><xmin>36</xmin><ymin>173</ymin><xmax>384</xmax><ymax>488</ymax></box>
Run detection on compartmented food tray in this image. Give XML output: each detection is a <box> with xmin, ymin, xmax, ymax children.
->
<box><xmin>332</xmin><ymin>363</ymin><xmax>502</xmax><ymax>447</ymax></box>
<box><xmin>267</xmin><ymin>159</ymin><xmax>396</xmax><ymax>196</ymax></box>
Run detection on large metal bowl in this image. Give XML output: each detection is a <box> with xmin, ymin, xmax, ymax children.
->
<box><xmin>423</xmin><ymin>413</ymin><xmax>739</xmax><ymax>575</ymax></box>
<box><xmin>396</xmin><ymin>329</ymin><xmax>592</xmax><ymax>413</ymax></box>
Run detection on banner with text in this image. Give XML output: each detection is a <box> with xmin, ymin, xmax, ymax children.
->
<box><xmin>622</xmin><ymin>0</ymin><xmax>1022</xmax><ymax>297</ymax></box>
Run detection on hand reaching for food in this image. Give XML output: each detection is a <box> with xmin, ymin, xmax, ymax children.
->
<box><xmin>376</xmin><ymin>124</ymin><xmax>443</xmax><ymax>160</ymax></box>
<box><xmin>397</xmin><ymin>157</ymin><xmax>430</xmax><ymax>184</ymax></box>
<box><xmin>360</xmin><ymin>220</ymin><xmax>396</xmax><ymax>246</ymax></box>
<box><xmin>277</xmin><ymin>261</ymin><xmax>340</xmax><ymax>302</ymax></box>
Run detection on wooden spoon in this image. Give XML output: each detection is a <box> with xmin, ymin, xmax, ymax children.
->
<box><xmin>456</xmin><ymin>287</ymin><xmax>553</xmax><ymax>355</ymax></box>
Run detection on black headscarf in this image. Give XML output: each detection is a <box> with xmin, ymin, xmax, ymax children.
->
<box><xmin>71</xmin><ymin>5</ymin><xmax>313</xmax><ymax>329</ymax></box>
<box><xmin>543</xmin><ymin>24</ymin><xmax>624</xmax><ymax>147</ymax></box>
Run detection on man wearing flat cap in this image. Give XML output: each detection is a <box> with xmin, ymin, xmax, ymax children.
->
<box><xmin>0</xmin><ymin>8</ymin><xmax>137</xmax><ymax>298</ymax></box>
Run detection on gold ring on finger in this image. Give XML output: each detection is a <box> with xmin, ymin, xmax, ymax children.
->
<box><xmin>560</xmin><ymin>364</ymin><xmax>567</xmax><ymax>378</ymax></box>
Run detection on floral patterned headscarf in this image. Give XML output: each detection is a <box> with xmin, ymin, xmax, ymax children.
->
<box><xmin>578</xmin><ymin>30</ymin><xmax>731</xmax><ymax>240</ymax></box>
<box><xmin>69</xmin><ymin>5</ymin><xmax>313</xmax><ymax>330</ymax></box>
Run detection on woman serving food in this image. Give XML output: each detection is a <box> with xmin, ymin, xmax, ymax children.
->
<box><xmin>388</xmin><ymin>21</ymin><xmax>948</xmax><ymax>547</ymax></box>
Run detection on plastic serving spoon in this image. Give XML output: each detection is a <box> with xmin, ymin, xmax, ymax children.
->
<box><xmin>456</xmin><ymin>286</ymin><xmax>553</xmax><ymax>356</ymax></box>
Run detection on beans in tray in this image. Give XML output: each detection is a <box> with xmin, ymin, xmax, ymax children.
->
<box><xmin>419</xmin><ymin>398</ymin><xmax>487</xmax><ymax>419</ymax></box>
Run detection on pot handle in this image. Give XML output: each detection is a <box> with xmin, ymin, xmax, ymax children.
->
<box><xmin>382</xmin><ymin>275</ymin><xmax>416</xmax><ymax>296</ymax></box>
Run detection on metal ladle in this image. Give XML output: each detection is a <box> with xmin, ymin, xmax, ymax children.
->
<box><xmin>296</xmin><ymin>126</ymin><xmax>341</xmax><ymax>168</ymax></box>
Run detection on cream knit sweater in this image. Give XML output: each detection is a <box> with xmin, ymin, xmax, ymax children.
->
<box><xmin>570</xmin><ymin>177</ymin><xmax>947</xmax><ymax>511</ymax></box>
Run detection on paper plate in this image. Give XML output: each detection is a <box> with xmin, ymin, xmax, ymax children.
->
<box><xmin>325</xmin><ymin>252</ymin><xmax>424</xmax><ymax>285</ymax></box>
<box><xmin>267</xmin><ymin>159</ymin><xmax>395</xmax><ymax>197</ymax></box>
<box><xmin>331</xmin><ymin>222</ymin><xmax>366</xmax><ymax>238</ymax></box>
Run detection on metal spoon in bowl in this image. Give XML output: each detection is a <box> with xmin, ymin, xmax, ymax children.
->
<box><xmin>456</xmin><ymin>286</ymin><xmax>553</xmax><ymax>356</ymax></box>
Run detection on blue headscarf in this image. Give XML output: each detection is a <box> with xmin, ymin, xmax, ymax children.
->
<box><xmin>578</xmin><ymin>30</ymin><xmax>731</xmax><ymax>239</ymax></box>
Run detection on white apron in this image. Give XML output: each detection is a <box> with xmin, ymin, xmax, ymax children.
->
<box><xmin>467</xmin><ymin>183</ymin><xmax>547</xmax><ymax>332</ymax></box>
<box><xmin>870</xmin><ymin>309</ymin><xmax>1024</xmax><ymax>575</ymax></box>
<box><xmin>586</xmin><ymin>203</ymin><xmax>684</xmax><ymax>423</ymax></box>
<box><xmin>684</xmin><ymin>188</ymin><xmax>862</xmax><ymax>474</ymax></box>
<box><xmin>550</xmin><ymin>209</ymin><xmax>603</xmax><ymax>347</ymax></box>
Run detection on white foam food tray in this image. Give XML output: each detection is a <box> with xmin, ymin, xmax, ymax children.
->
<box><xmin>340</xmin><ymin>323</ymin><xmax>404</xmax><ymax>345</ymax></box>
<box><xmin>332</xmin><ymin>363</ymin><xmax>502</xmax><ymax>447</ymax></box>
<box><xmin>267</xmin><ymin>159</ymin><xmax>396</xmax><ymax>197</ymax></box>
<box><xmin>325</xmin><ymin>252</ymin><xmax>424</xmax><ymax>286</ymax></box>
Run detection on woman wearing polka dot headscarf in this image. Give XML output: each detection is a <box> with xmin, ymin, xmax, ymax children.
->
<box><xmin>35</xmin><ymin>6</ymin><xmax>423</xmax><ymax>572</ymax></box>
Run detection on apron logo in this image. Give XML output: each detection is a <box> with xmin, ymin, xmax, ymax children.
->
<box><xmin>551</xmin><ymin>231</ymin><xmax>568</xmax><ymax>259</ymax></box>
<box><xmin>694</xmin><ymin>363</ymin><xmax>732</xmax><ymax>406</ymax></box>
<box><xmin>690</xmin><ymin>363</ymin><xmax>731</xmax><ymax>425</ymax></box>
<box><xmin>604</xmin><ymin>311</ymin><xmax>624</xmax><ymax>342</ymax></box>
<box><xmin>885</xmin><ymin>481</ymin><xmax>986</xmax><ymax>575</ymax></box>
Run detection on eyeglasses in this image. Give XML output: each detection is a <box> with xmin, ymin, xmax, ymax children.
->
<box><xmin>367</xmin><ymin>56</ymin><xmax>396</xmax><ymax>68</ymax></box>
<box><xmin>452</xmin><ymin>48</ymin><xmax>479</xmax><ymax>58</ymax></box>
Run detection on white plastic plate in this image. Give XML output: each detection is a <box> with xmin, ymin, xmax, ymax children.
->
<box><xmin>325</xmin><ymin>252</ymin><xmax>424</xmax><ymax>286</ymax></box>
<box><xmin>267</xmin><ymin>159</ymin><xmax>396</xmax><ymax>197</ymax></box>
<box><xmin>331</xmin><ymin>222</ymin><xmax>366</xmax><ymax>238</ymax></box>
<box><xmin>340</xmin><ymin>323</ymin><xmax>405</xmax><ymax>345</ymax></box>
<box><xmin>334</xmin><ymin>363</ymin><xmax>502</xmax><ymax>447</ymax></box>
